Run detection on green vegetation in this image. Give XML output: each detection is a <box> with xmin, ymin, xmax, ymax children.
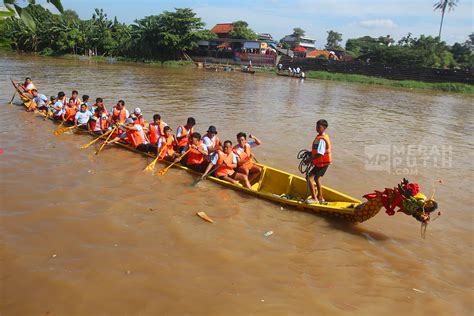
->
<box><xmin>305</xmin><ymin>71</ymin><xmax>474</xmax><ymax>94</ymax></box>
<box><xmin>345</xmin><ymin>33</ymin><xmax>473</xmax><ymax>69</ymax></box>
<box><xmin>325</xmin><ymin>30</ymin><xmax>343</xmax><ymax>51</ymax></box>
<box><xmin>229</xmin><ymin>21</ymin><xmax>256</xmax><ymax>40</ymax></box>
<box><xmin>0</xmin><ymin>4</ymin><xmax>212</xmax><ymax>61</ymax></box>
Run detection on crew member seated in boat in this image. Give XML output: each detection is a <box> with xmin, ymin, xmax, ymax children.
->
<box><xmin>105</xmin><ymin>118</ymin><xmax>157</xmax><ymax>153</ymax></box>
<box><xmin>28</xmin><ymin>89</ymin><xmax>49</xmax><ymax>112</ymax></box>
<box><xmin>130</xmin><ymin>108</ymin><xmax>145</xmax><ymax>127</ymax></box>
<box><xmin>201</xmin><ymin>140</ymin><xmax>251</xmax><ymax>189</ymax></box>
<box><xmin>90</xmin><ymin>97</ymin><xmax>107</xmax><ymax>114</ymax></box>
<box><xmin>69</xmin><ymin>90</ymin><xmax>81</xmax><ymax>108</ymax></box>
<box><xmin>234</xmin><ymin>132</ymin><xmax>262</xmax><ymax>183</ymax></box>
<box><xmin>62</xmin><ymin>98</ymin><xmax>78</xmax><ymax>122</ymax></box>
<box><xmin>148</xmin><ymin>114</ymin><xmax>168</xmax><ymax>145</ymax></box>
<box><xmin>89</xmin><ymin>107</ymin><xmax>109</xmax><ymax>135</ymax></box>
<box><xmin>157</xmin><ymin>126</ymin><xmax>179</xmax><ymax>162</ymax></box>
<box><xmin>180</xmin><ymin>132</ymin><xmax>208</xmax><ymax>172</ymax></box>
<box><xmin>176</xmin><ymin>117</ymin><xmax>196</xmax><ymax>152</ymax></box>
<box><xmin>202</xmin><ymin>125</ymin><xmax>221</xmax><ymax>155</ymax></box>
<box><xmin>57</xmin><ymin>91</ymin><xmax>68</xmax><ymax>107</ymax></box>
<box><xmin>109</xmin><ymin>100</ymin><xmax>129</xmax><ymax>124</ymax></box>
<box><xmin>81</xmin><ymin>95</ymin><xmax>90</xmax><ymax>108</ymax></box>
<box><xmin>21</xmin><ymin>77</ymin><xmax>36</xmax><ymax>94</ymax></box>
<box><xmin>74</xmin><ymin>104</ymin><xmax>92</xmax><ymax>128</ymax></box>
<box><xmin>51</xmin><ymin>96</ymin><xmax>64</xmax><ymax>120</ymax></box>
<box><xmin>306</xmin><ymin>119</ymin><xmax>332</xmax><ymax>205</ymax></box>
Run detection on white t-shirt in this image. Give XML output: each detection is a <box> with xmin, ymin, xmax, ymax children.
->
<box><xmin>52</xmin><ymin>101</ymin><xmax>64</xmax><ymax>116</ymax></box>
<box><xmin>202</xmin><ymin>135</ymin><xmax>219</xmax><ymax>148</ymax></box>
<box><xmin>33</xmin><ymin>94</ymin><xmax>48</xmax><ymax>107</ymax></box>
<box><xmin>75</xmin><ymin>110</ymin><xmax>93</xmax><ymax>124</ymax></box>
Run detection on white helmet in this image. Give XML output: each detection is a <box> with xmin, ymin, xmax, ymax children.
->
<box><xmin>134</xmin><ymin>107</ymin><xmax>142</xmax><ymax>115</ymax></box>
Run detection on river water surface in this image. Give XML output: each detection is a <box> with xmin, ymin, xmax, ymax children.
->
<box><xmin>0</xmin><ymin>54</ymin><xmax>473</xmax><ymax>315</ymax></box>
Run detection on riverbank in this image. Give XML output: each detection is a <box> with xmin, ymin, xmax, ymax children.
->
<box><xmin>304</xmin><ymin>71</ymin><xmax>474</xmax><ymax>94</ymax></box>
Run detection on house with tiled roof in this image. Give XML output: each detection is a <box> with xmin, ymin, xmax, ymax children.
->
<box><xmin>211</xmin><ymin>23</ymin><xmax>234</xmax><ymax>38</ymax></box>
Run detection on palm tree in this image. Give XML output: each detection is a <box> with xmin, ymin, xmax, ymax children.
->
<box><xmin>433</xmin><ymin>0</ymin><xmax>459</xmax><ymax>39</ymax></box>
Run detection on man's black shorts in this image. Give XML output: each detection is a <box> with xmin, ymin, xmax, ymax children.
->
<box><xmin>309</xmin><ymin>165</ymin><xmax>329</xmax><ymax>177</ymax></box>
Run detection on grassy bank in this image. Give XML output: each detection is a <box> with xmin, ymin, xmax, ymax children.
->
<box><xmin>305</xmin><ymin>71</ymin><xmax>474</xmax><ymax>94</ymax></box>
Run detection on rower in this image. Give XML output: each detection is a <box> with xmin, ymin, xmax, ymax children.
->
<box><xmin>180</xmin><ymin>132</ymin><xmax>208</xmax><ymax>172</ymax></box>
<box><xmin>62</xmin><ymin>98</ymin><xmax>78</xmax><ymax>122</ymax></box>
<box><xmin>105</xmin><ymin>118</ymin><xmax>157</xmax><ymax>153</ymax></box>
<box><xmin>201</xmin><ymin>140</ymin><xmax>251</xmax><ymax>188</ymax></box>
<box><xmin>91</xmin><ymin>97</ymin><xmax>107</xmax><ymax>114</ymax></box>
<box><xmin>157</xmin><ymin>126</ymin><xmax>179</xmax><ymax>161</ymax></box>
<box><xmin>21</xmin><ymin>77</ymin><xmax>36</xmax><ymax>94</ymax></box>
<box><xmin>202</xmin><ymin>125</ymin><xmax>221</xmax><ymax>154</ymax></box>
<box><xmin>70</xmin><ymin>90</ymin><xmax>81</xmax><ymax>108</ymax></box>
<box><xmin>51</xmin><ymin>96</ymin><xmax>64</xmax><ymax>120</ymax></box>
<box><xmin>74</xmin><ymin>103</ymin><xmax>92</xmax><ymax>128</ymax></box>
<box><xmin>89</xmin><ymin>106</ymin><xmax>109</xmax><ymax>134</ymax></box>
<box><xmin>81</xmin><ymin>95</ymin><xmax>90</xmax><ymax>108</ymax></box>
<box><xmin>176</xmin><ymin>117</ymin><xmax>196</xmax><ymax>152</ymax></box>
<box><xmin>57</xmin><ymin>91</ymin><xmax>68</xmax><ymax>107</ymax></box>
<box><xmin>130</xmin><ymin>108</ymin><xmax>145</xmax><ymax>127</ymax></box>
<box><xmin>109</xmin><ymin>100</ymin><xmax>129</xmax><ymax>124</ymax></box>
<box><xmin>148</xmin><ymin>114</ymin><xmax>168</xmax><ymax>145</ymax></box>
<box><xmin>29</xmin><ymin>89</ymin><xmax>49</xmax><ymax>112</ymax></box>
<box><xmin>234</xmin><ymin>132</ymin><xmax>262</xmax><ymax>183</ymax></box>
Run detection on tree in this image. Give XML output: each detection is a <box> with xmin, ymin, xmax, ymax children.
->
<box><xmin>131</xmin><ymin>8</ymin><xmax>206</xmax><ymax>59</ymax></box>
<box><xmin>325</xmin><ymin>30</ymin><xmax>343</xmax><ymax>51</ymax></box>
<box><xmin>292</xmin><ymin>27</ymin><xmax>305</xmax><ymax>38</ymax></box>
<box><xmin>228</xmin><ymin>20</ymin><xmax>256</xmax><ymax>40</ymax></box>
<box><xmin>433</xmin><ymin>0</ymin><xmax>459</xmax><ymax>39</ymax></box>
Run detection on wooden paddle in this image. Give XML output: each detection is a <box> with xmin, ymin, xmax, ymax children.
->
<box><xmin>53</xmin><ymin>113</ymin><xmax>74</xmax><ymax>134</ymax></box>
<box><xmin>9</xmin><ymin>91</ymin><xmax>16</xmax><ymax>104</ymax></box>
<box><xmin>80</xmin><ymin>129</ymin><xmax>113</xmax><ymax>149</ymax></box>
<box><xmin>95</xmin><ymin>125</ymin><xmax>118</xmax><ymax>155</ymax></box>
<box><xmin>190</xmin><ymin>161</ymin><xmax>224</xmax><ymax>187</ymax></box>
<box><xmin>144</xmin><ymin>145</ymin><xmax>167</xmax><ymax>172</ymax></box>
<box><xmin>54</xmin><ymin>123</ymin><xmax>85</xmax><ymax>136</ymax></box>
<box><xmin>155</xmin><ymin>149</ymin><xmax>191</xmax><ymax>176</ymax></box>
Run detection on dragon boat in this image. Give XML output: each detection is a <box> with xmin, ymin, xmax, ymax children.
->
<box><xmin>11</xmin><ymin>80</ymin><xmax>439</xmax><ymax>225</ymax></box>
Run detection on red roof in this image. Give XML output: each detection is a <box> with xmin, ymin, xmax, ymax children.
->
<box><xmin>293</xmin><ymin>46</ymin><xmax>307</xmax><ymax>52</ymax></box>
<box><xmin>211</xmin><ymin>23</ymin><xmax>234</xmax><ymax>34</ymax></box>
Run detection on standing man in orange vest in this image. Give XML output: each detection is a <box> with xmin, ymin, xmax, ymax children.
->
<box><xmin>306</xmin><ymin>119</ymin><xmax>332</xmax><ymax>204</ymax></box>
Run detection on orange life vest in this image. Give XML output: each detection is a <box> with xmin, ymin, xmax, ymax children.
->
<box><xmin>215</xmin><ymin>150</ymin><xmax>236</xmax><ymax>177</ymax></box>
<box><xmin>312</xmin><ymin>134</ymin><xmax>332</xmax><ymax>167</ymax></box>
<box><xmin>204</xmin><ymin>135</ymin><xmax>220</xmax><ymax>151</ymax></box>
<box><xmin>130</xmin><ymin>114</ymin><xmax>145</xmax><ymax>127</ymax></box>
<box><xmin>126</xmin><ymin>129</ymin><xmax>145</xmax><ymax>148</ymax></box>
<box><xmin>187</xmin><ymin>141</ymin><xmax>206</xmax><ymax>165</ymax></box>
<box><xmin>111</xmin><ymin>106</ymin><xmax>127</xmax><ymax>123</ymax></box>
<box><xmin>176</xmin><ymin>125</ymin><xmax>193</xmax><ymax>147</ymax></box>
<box><xmin>70</xmin><ymin>97</ymin><xmax>81</xmax><ymax>108</ymax></box>
<box><xmin>65</xmin><ymin>105</ymin><xmax>77</xmax><ymax>121</ymax></box>
<box><xmin>89</xmin><ymin>113</ymin><xmax>109</xmax><ymax>131</ymax></box>
<box><xmin>158</xmin><ymin>135</ymin><xmax>176</xmax><ymax>159</ymax></box>
<box><xmin>233</xmin><ymin>143</ymin><xmax>253</xmax><ymax>169</ymax></box>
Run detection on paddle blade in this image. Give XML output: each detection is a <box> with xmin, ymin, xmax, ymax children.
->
<box><xmin>197</xmin><ymin>211</ymin><xmax>214</xmax><ymax>223</ymax></box>
<box><xmin>144</xmin><ymin>161</ymin><xmax>156</xmax><ymax>172</ymax></box>
<box><xmin>54</xmin><ymin>127</ymin><xmax>69</xmax><ymax>135</ymax></box>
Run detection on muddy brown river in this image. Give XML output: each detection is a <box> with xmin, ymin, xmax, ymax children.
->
<box><xmin>1</xmin><ymin>53</ymin><xmax>473</xmax><ymax>315</ymax></box>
